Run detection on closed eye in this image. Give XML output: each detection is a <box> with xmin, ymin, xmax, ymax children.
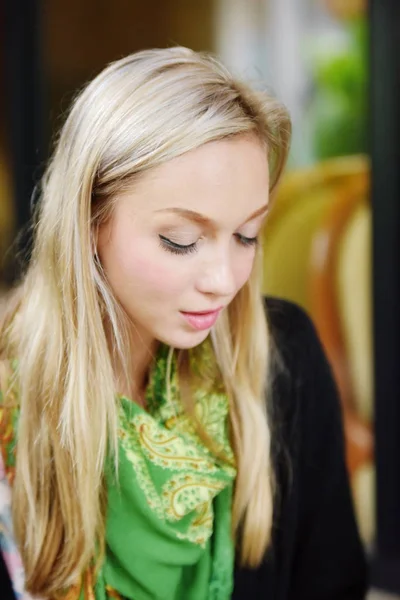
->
<box><xmin>159</xmin><ymin>233</ymin><xmax>258</xmax><ymax>255</ymax></box>
<box><xmin>235</xmin><ymin>233</ymin><xmax>258</xmax><ymax>247</ymax></box>
<box><xmin>159</xmin><ymin>235</ymin><xmax>198</xmax><ymax>255</ymax></box>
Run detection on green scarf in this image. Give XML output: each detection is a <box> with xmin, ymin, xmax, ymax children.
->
<box><xmin>0</xmin><ymin>340</ymin><xmax>236</xmax><ymax>600</ymax></box>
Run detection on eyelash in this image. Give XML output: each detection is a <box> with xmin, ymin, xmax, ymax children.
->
<box><xmin>235</xmin><ymin>233</ymin><xmax>259</xmax><ymax>248</ymax></box>
<box><xmin>159</xmin><ymin>235</ymin><xmax>198</xmax><ymax>255</ymax></box>
<box><xmin>159</xmin><ymin>234</ymin><xmax>258</xmax><ymax>256</ymax></box>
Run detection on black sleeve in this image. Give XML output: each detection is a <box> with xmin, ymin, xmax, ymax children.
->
<box><xmin>284</xmin><ymin>303</ymin><xmax>369</xmax><ymax>599</ymax></box>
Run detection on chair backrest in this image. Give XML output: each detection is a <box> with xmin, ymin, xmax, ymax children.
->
<box><xmin>336</xmin><ymin>201</ymin><xmax>373</xmax><ymax>422</ymax></box>
<box><xmin>262</xmin><ymin>155</ymin><xmax>373</xmax><ymax>476</ymax></box>
<box><xmin>262</xmin><ymin>189</ymin><xmax>334</xmax><ymax>311</ymax></box>
<box><xmin>262</xmin><ymin>155</ymin><xmax>368</xmax><ymax>312</ymax></box>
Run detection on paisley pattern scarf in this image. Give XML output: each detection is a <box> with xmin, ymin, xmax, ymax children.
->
<box><xmin>0</xmin><ymin>340</ymin><xmax>236</xmax><ymax>600</ymax></box>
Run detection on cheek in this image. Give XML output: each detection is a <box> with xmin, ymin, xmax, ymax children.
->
<box><xmin>101</xmin><ymin>234</ymin><xmax>192</xmax><ymax>300</ymax></box>
<box><xmin>125</xmin><ymin>251</ymin><xmax>177</xmax><ymax>295</ymax></box>
<box><xmin>234</xmin><ymin>252</ymin><xmax>256</xmax><ymax>289</ymax></box>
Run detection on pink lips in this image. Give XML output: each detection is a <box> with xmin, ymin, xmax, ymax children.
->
<box><xmin>181</xmin><ymin>308</ymin><xmax>222</xmax><ymax>331</ymax></box>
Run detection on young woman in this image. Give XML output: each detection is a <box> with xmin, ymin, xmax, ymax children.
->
<box><xmin>0</xmin><ymin>47</ymin><xmax>367</xmax><ymax>599</ymax></box>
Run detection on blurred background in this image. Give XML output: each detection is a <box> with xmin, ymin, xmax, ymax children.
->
<box><xmin>1</xmin><ymin>0</ymin><xmax>399</xmax><ymax>597</ymax></box>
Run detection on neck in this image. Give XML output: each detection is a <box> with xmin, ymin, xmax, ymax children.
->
<box><xmin>105</xmin><ymin>318</ymin><xmax>159</xmax><ymax>407</ymax></box>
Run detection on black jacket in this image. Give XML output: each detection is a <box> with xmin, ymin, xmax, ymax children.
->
<box><xmin>0</xmin><ymin>298</ymin><xmax>368</xmax><ymax>599</ymax></box>
<box><xmin>233</xmin><ymin>297</ymin><xmax>368</xmax><ymax>599</ymax></box>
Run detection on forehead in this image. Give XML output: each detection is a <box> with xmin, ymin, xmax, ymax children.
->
<box><xmin>117</xmin><ymin>136</ymin><xmax>270</xmax><ymax>224</ymax></box>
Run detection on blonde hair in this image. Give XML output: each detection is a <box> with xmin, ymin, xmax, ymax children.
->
<box><xmin>0</xmin><ymin>47</ymin><xmax>291</xmax><ymax>596</ymax></box>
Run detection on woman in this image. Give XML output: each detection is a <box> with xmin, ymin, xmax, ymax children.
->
<box><xmin>0</xmin><ymin>47</ymin><xmax>367</xmax><ymax>599</ymax></box>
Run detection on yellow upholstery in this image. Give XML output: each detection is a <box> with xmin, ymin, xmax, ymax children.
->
<box><xmin>263</xmin><ymin>156</ymin><xmax>371</xmax><ymax>421</ymax></box>
<box><xmin>262</xmin><ymin>155</ymin><xmax>374</xmax><ymax>543</ymax></box>
<box><xmin>352</xmin><ymin>463</ymin><xmax>375</xmax><ymax>545</ymax></box>
<box><xmin>262</xmin><ymin>155</ymin><xmax>369</xmax><ymax>313</ymax></box>
<box><xmin>267</xmin><ymin>155</ymin><xmax>368</xmax><ymax>226</ymax></box>
<box><xmin>336</xmin><ymin>202</ymin><xmax>373</xmax><ymax>422</ymax></box>
<box><xmin>262</xmin><ymin>189</ymin><xmax>334</xmax><ymax>312</ymax></box>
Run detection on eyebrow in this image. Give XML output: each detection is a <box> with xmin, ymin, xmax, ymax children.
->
<box><xmin>155</xmin><ymin>204</ymin><xmax>269</xmax><ymax>227</ymax></box>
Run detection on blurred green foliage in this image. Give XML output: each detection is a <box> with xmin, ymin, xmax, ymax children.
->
<box><xmin>311</xmin><ymin>19</ymin><xmax>368</xmax><ymax>159</ymax></box>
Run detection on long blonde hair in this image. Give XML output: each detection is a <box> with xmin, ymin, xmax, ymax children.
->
<box><xmin>0</xmin><ymin>47</ymin><xmax>291</xmax><ymax>596</ymax></box>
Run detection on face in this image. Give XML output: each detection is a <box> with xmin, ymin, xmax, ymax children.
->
<box><xmin>97</xmin><ymin>135</ymin><xmax>270</xmax><ymax>351</ymax></box>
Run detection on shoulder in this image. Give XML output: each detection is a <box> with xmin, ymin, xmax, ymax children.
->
<box><xmin>263</xmin><ymin>296</ymin><xmax>343</xmax><ymax>475</ymax></box>
<box><xmin>264</xmin><ymin>296</ymin><xmax>321</xmax><ymax>361</ymax></box>
<box><xmin>259</xmin><ymin>299</ymin><xmax>368</xmax><ymax>599</ymax></box>
<box><xmin>263</xmin><ymin>296</ymin><xmax>331</xmax><ymax>417</ymax></box>
<box><xmin>264</xmin><ymin>295</ymin><xmax>335</xmax><ymax>401</ymax></box>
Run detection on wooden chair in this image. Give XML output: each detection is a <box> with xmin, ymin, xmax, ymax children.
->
<box><xmin>262</xmin><ymin>155</ymin><xmax>373</xmax><ymax>477</ymax></box>
<box><xmin>263</xmin><ymin>155</ymin><xmax>369</xmax><ymax>314</ymax></box>
<box><xmin>308</xmin><ymin>166</ymin><xmax>374</xmax><ymax>542</ymax></box>
<box><xmin>309</xmin><ymin>170</ymin><xmax>373</xmax><ymax>475</ymax></box>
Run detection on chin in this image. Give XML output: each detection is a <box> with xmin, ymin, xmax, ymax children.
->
<box><xmin>160</xmin><ymin>328</ymin><xmax>210</xmax><ymax>350</ymax></box>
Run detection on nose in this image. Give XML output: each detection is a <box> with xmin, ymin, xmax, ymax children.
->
<box><xmin>195</xmin><ymin>248</ymin><xmax>236</xmax><ymax>298</ymax></box>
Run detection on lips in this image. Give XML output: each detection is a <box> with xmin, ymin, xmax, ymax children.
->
<box><xmin>180</xmin><ymin>308</ymin><xmax>222</xmax><ymax>331</ymax></box>
<box><xmin>185</xmin><ymin>307</ymin><xmax>223</xmax><ymax>315</ymax></box>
